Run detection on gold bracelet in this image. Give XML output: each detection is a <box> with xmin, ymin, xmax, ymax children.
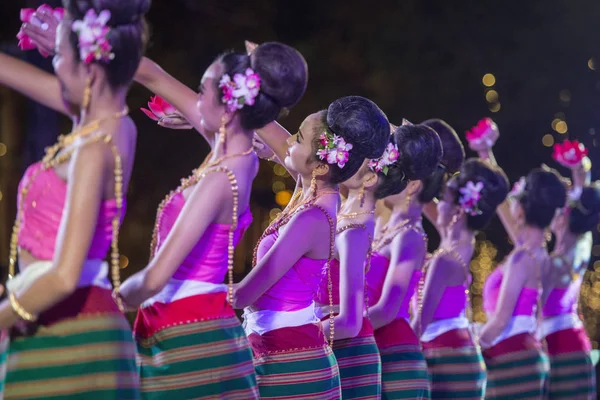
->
<box><xmin>8</xmin><ymin>292</ymin><xmax>37</xmax><ymax>322</ymax></box>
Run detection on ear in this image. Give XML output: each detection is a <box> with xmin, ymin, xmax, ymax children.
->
<box><xmin>313</xmin><ymin>162</ymin><xmax>330</xmax><ymax>177</ymax></box>
<box><xmin>407</xmin><ymin>180</ymin><xmax>422</xmax><ymax>196</ymax></box>
<box><xmin>363</xmin><ymin>170</ymin><xmax>379</xmax><ymax>189</ymax></box>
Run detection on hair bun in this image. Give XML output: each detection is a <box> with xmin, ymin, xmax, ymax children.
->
<box><xmin>421</xmin><ymin>119</ymin><xmax>465</xmax><ymax>174</ymax></box>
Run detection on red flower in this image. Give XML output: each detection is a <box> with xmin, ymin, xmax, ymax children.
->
<box><xmin>466</xmin><ymin>118</ymin><xmax>496</xmax><ymax>143</ymax></box>
<box><xmin>141</xmin><ymin>95</ymin><xmax>177</xmax><ymax>121</ymax></box>
<box><xmin>552</xmin><ymin>139</ymin><xmax>588</xmax><ymax>167</ymax></box>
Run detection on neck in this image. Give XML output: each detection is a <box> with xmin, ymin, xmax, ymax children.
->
<box><xmin>215</xmin><ymin>126</ymin><xmax>254</xmax><ymax>157</ymax></box>
<box><xmin>299</xmin><ymin>175</ymin><xmax>338</xmax><ymax>202</ymax></box>
<box><xmin>79</xmin><ymin>88</ymin><xmax>127</xmax><ymax>125</ymax></box>
<box><xmin>343</xmin><ymin>188</ymin><xmax>376</xmax><ymax>214</ymax></box>
<box><xmin>554</xmin><ymin>230</ymin><xmax>579</xmax><ymax>254</ymax></box>
<box><xmin>389</xmin><ymin>198</ymin><xmax>421</xmax><ymax>225</ymax></box>
<box><xmin>517</xmin><ymin>225</ymin><xmax>546</xmax><ymax>250</ymax></box>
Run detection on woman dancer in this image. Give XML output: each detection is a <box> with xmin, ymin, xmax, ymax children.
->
<box><xmin>119</xmin><ymin>43</ymin><xmax>308</xmax><ymax>398</ymax></box>
<box><xmin>366</xmin><ymin>123</ymin><xmax>444</xmax><ymax>399</ymax></box>
<box><xmin>233</xmin><ymin>96</ymin><xmax>389</xmax><ymax>399</ymax></box>
<box><xmin>414</xmin><ymin>159</ymin><xmax>509</xmax><ymax>399</ymax></box>
<box><xmin>541</xmin><ymin>140</ymin><xmax>596</xmax><ymax>399</ymax></box>
<box><xmin>0</xmin><ymin>1</ymin><xmax>150</xmax><ymax>398</ymax></box>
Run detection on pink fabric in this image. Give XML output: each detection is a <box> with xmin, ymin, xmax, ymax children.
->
<box><xmin>315</xmin><ymin>258</ymin><xmax>341</xmax><ymax>305</ymax></box>
<box><xmin>483</xmin><ymin>267</ymin><xmax>539</xmax><ymax>316</ymax></box>
<box><xmin>155</xmin><ymin>192</ymin><xmax>252</xmax><ymax>283</ymax></box>
<box><xmin>253</xmin><ymin>231</ymin><xmax>327</xmax><ymax>311</ymax></box>
<box><xmin>365</xmin><ymin>251</ymin><xmax>421</xmax><ymax>319</ymax></box>
<box><xmin>432</xmin><ymin>284</ymin><xmax>468</xmax><ymax>320</ymax></box>
<box><xmin>17</xmin><ymin>162</ymin><xmax>124</xmax><ymax>260</ymax></box>
<box><xmin>542</xmin><ymin>283</ymin><xmax>581</xmax><ymax>317</ymax></box>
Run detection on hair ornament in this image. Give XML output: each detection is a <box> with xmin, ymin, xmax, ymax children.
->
<box><xmin>316</xmin><ymin>129</ymin><xmax>353</xmax><ymax>168</ymax></box>
<box><xmin>369</xmin><ymin>142</ymin><xmax>400</xmax><ymax>175</ymax></box>
<box><xmin>219</xmin><ymin>68</ymin><xmax>261</xmax><ymax>112</ymax></box>
<box><xmin>72</xmin><ymin>9</ymin><xmax>114</xmax><ymax>64</ymax></box>
<box><xmin>459</xmin><ymin>181</ymin><xmax>484</xmax><ymax>216</ymax></box>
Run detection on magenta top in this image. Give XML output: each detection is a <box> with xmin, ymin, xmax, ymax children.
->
<box><xmin>253</xmin><ymin>230</ymin><xmax>327</xmax><ymax>311</ymax></box>
<box><xmin>365</xmin><ymin>252</ymin><xmax>421</xmax><ymax>319</ymax></box>
<box><xmin>483</xmin><ymin>267</ymin><xmax>539</xmax><ymax>316</ymax></box>
<box><xmin>315</xmin><ymin>258</ymin><xmax>342</xmax><ymax>305</ymax></box>
<box><xmin>17</xmin><ymin>162</ymin><xmax>123</xmax><ymax>260</ymax></box>
<box><xmin>432</xmin><ymin>284</ymin><xmax>468</xmax><ymax>320</ymax></box>
<box><xmin>155</xmin><ymin>192</ymin><xmax>252</xmax><ymax>283</ymax></box>
<box><xmin>542</xmin><ymin>282</ymin><xmax>581</xmax><ymax>317</ymax></box>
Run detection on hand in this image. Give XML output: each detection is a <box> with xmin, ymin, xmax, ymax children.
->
<box><xmin>21</xmin><ymin>10</ymin><xmax>60</xmax><ymax>57</ymax></box>
<box><xmin>245</xmin><ymin>40</ymin><xmax>259</xmax><ymax>56</ymax></box>
<box><xmin>157</xmin><ymin>114</ymin><xmax>193</xmax><ymax>130</ymax></box>
<box><xmin>253</xmin><ymin>134</ymin><xmax>277</xmax><ymax>161</ymax></box>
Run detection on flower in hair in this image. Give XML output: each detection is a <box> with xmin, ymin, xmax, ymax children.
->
<box><xmin>219</xmin><ymin>68</ymin><xmax>261</xmax><ymax>112</ymax></box>
<box><xmin>459</xmin><ymin>181</ymin><xmax>484</xmax><ymax>216</ymax></box>
<box><xmin>466</xmin><ymin>118</ymin><xmax>497</xmax><ymax>147</ymax></box>
<box><xmin>72</xmin><ymin>9</ymin><xmax>114</xmax><ymax>64</ymax></box>
<box><xmin>369</xmin><ymin>143</ymin><xmax>400</xmax><ymax>175</ymax></box>
<box><xmin>509</xmin><ymin>176</ymin><xmax>526</xmax><ymax>199</ymax></box>
<box><xmin>17</xmin><ymin>5</ymin><xmax>64</xmax><ymax>56</ymax></box>
<box><xmin>552</xmin><ymin>139</ymin><xmax>588</xmax><ymax>168</ymax></box>
<box><xmin>316</xmin><ymin>130</ymin><xmax>353</xmax><ymax>168</ymax></box>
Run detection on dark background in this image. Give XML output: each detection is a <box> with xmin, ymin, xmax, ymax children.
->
<box><xmin>1</xmin><ymin>0</ymin><xmax>600</xmax><ymax>349</ymax></box>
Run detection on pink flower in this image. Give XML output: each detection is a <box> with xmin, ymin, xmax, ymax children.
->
<box><xmin>72</xmin><ymin>9</ymin><xmax>114</xmax><ymax>63</ymax></box>
<box><xmin>316</xmin><ymin>130</ymin><xmax>353</xmax><ymax>168</ymax></box>
<box><xmin>369</xmin><ymin>142</ymin><xmax>400</xmax><ymax>174</ymax></box>
<box><xmin>218</xmin><ymin>68</ymin><xmax>262</xmax><ymax>112</ymax></box>
<box><xmin>552</xmin><ymin>139</ymin><xmax>588</xmax><ymax>167</ymax></box>
<box><xmin>17</xmin><ymin>5</ymin><xmax>65</xmax><ymax>56</ymax></box>
<box><xmin>466</xmin><ymin>118</ymin><xmax>497</xmax><ymax>146</ymax></box>
<box><xmin>141</xmin><ymin>95</ymin><xmax>178</xmax><ymax>121</ymax></box>
<box><xmin>459</xmin><ymin>181</ymin><xmax>484</xmax><ymax>216</ymax></box>
<box><xmin>509</xmin><ymin>176</ymin><xmax>526</xmax><ymax>199</ymax></box>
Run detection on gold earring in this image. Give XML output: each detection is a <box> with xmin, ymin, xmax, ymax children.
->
<box><xmin>404</xmin><ymin>192</ymin><xmax>412</xmax><ymax>210</ymax></box>
<box><xmin>310</xmin><ymin>169</ymin><xmax>318</xmax><ymax>198</ymax></box>
<box><xmin>82</xmin><ymin>76</ymin><xmax>92</xmax><ymax>110</ymax></box>
<box><xmin>358</xmin><ymin>183</ymin><xmax>365</xmax><ymax>208</ymax></box>
<box><xmin>219</xmin><ymin>115</ymin><xmax>227</xmax><ymax>152</ymax></box>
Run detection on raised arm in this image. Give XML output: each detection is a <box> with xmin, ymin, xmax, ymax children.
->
<box><xmin>368</xmin><ymin>229</ymin><xmax>426</xmax><ymax>330</ymax></box>
<box><xmin>255</xmin><ymin>122</ymin><xmax>294</xmax><ymax>166</ymax></box>
<box><xmin>0</xmin><ymin>141</ymin><xmax>111</xmax><ymax>327</ymax></box>
<box><xmin>135</xmin><ymin>57</ymin><xmax>216</xmax><ymax>147</ymax></box>
<box><xmin>0</xmin><ymin>52</ymin><xmax>69</xmax><ymax>116</ymax></box>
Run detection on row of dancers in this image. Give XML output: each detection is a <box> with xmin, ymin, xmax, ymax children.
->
<box><xmin>0</xmin><ymin>1</ymin><xmax>597</xmax><ymax>399</ymax></box>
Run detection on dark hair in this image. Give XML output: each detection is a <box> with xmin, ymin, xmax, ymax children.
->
<box><xmin>520</xmin><ymin>168</ymin><xmax>567</xmax><ymax>229</ymax></box>
<box><xmin>568</xmin><ymin>185</ymin><xmax>600</xmax><ymax>234</ymax></box>
<box><xmin>308</xmin><ymin>96</ymin><xmax>389</xmax><ymax>184</ymax></box>
<box><xmin>375</xmin><ymin>124</ymin><xmax>443</xmax><ymax>199</ymax></box>
<box><xmin>217</xmin><ymin>42</ymin><xmax>308</xmax><ymax>130</ymax></box>
<box><xmin>65</xmin><ymin>0</ymin><xmax>151</xmax><ymax>88</ymax></box>
<box><xmin>450</xmin><ymin>158</ymin><xmax>509</xmax><ymax>231</ymax></box>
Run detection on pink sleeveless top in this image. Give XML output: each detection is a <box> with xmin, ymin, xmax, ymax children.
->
<box><xmin>315</xmin><ymin>258</ymin><xmax>342</xmax><ymax>305</ymax></box>
<box><xmin>365</xmin><ymin>252</ymin><xmax>421</xmax><ymax>319</ymax></box>
<box><xmin>17</xmin><ymin>162</ymin><xmax>123</xmax><ymax>260</ymax></box>
<box><xmin>253</xmin><ymin>230</ymin><xmax>327</xmax><ymax>311</ymax></box>
<box><xmin>432</xmin><ymin>284</ymin><xmax>468</xmax><ymax>320</ymax></box>
<box><xmin>542</xmin><ymin>282</ymin><xmax>581</xmax><ymax>317</ymax></box>
<box><xmin>483</xmin><ymin>267</ymin><xmax>539</xmax><ymax>316</ymax></box>
<box><xmin>154</xmin><ymin>192</ymin><xmax>252</xmax><ymax>282</ymax></box>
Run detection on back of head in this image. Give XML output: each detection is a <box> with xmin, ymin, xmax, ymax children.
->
<box><xmin>64</xmin><ymin>0</ymin><xmax>151</xmax><ymax>88</ymax></box>
<box><xmin>451</xmin><ymin>158</ymin><xmax>509</xmax><ymax>231</ymax></box>
<box><xmin>313</xmin><ymin>96</ymin><xmax>390</xmax><ymax>184</ymax></box>
<box><xmin>218</xmin><ymin>42</ymin><xmax>308</xmax><ymax>130</ymax></box>
<box><xmin>419</xmin><ymin>119</ymin><xmax>465</xmax><ymax>203</ymax></box>
<box><xmin>569</xmin><ymin>184</ymin><xmax>600</xmax><ymax>234</ymax></box>
<box><xmin>374</xmin><ymin>124</ymin><xmax>443</xmax><ymax>199</ymax></box>
<box><xmin>521</xmin><ymin>168</ymin><xmax>567</xmax><ymax>229</ymax></box>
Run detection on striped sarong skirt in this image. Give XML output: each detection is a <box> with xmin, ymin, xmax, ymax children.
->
<box><xmin>4</xmin><ymin>287</ymin><xmax>140</xmax><ymax>399</ymax></box>
<box><xmin>422</xmin><ymin>328</ymin><xmax>486</xmax><ymax>399</ymax></box>
<box><xmin>248</xmin><ymin>323</ymin><xmax>341</xmax><ymax>399</ymax></box>
<box><xmin>545</xmin><ymin>327</ymin><xmax>596</xmax><ymax>399</ymax></box>
<box><xmin>375</xmin><ymin>318</ymin><xmax>431</xmax><ymax>399</ymax></box>
<box><xmin>331</xmin><ymin>318</ymin><xmax>381</xmax><ymax>399</ymax></box>
<box><xmin>134</xmin><ymin>292</ymin><xmax>258</xmax><ymax>399</ymax></box>
<box><xmin>483</xmin><ymin>332</ymin><xmax>549</xmax><ymax>399</ymax></box>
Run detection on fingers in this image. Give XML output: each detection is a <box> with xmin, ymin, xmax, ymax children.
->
<box><xmin>35</xmin><ymin>10</ymin><xmax>60</xmax><ymax>31</ymax></box>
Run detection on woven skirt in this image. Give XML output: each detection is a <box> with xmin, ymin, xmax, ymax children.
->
<box><xmin>248</xmin><ymin>323</ymin><xmax>341</xmax><ymax>399</ymax></box>
<box><xmin>134</xmin><ymin>292</ymin><xmax>258</xmax><ymax>399</ymax></box>
<box><xmin>483</xmin><ymin>332</ymin><xmax>549</xmax><ymax>399</ymax></box>
<box><xmin>375</xmin><ymin>318</ymin><xmax>431</xmax><ymax>399</ymax></box>
<box><xmin>545</xmin><ymin>327</ymin><xmax>596</xmax><ymax>399</ymax></box>
<box><xmin>331</xmin><ymin>318</ymin><xmax>381</xmax><ymax>399</ymax></box>
<box><xmin>5</xmin><ymin>287</ymin><xmax>140</xmax><ymax>399</ymax></box>
<box><xmin>422</xmin><ymin>328</ymin><xmax>486</xmax><ymax>399</ymax></box>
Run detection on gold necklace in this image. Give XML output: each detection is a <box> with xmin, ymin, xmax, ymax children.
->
<box><xmin>9</xmin><ymin>108</ymin><xmax>129</xmax><ymax>311</ymax></box>
<box><xmin>338</xmin><ymin>210</ymin><xmax>374</xmax><ymax>221</ymax></box>
<box><xmin>372</xmin><ymin>218</ymin><xmax>423</xmax><ymax>253</ymax></box>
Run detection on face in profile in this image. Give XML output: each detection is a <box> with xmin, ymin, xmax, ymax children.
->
<box><xmin>285</xmin><ymin>112</ymin><xmax>322</xmax><ymax>176</ymax></box>
<box><xmin>53</xmin><ymin>16</ymin><xmax>87</xmax><ymax>106</ymax></box>
<box><xmin>196</xmin><ymin>61</ymin><xmax>227</xmax><ymax>133</ymax></box>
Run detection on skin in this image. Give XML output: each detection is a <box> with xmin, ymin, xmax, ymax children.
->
<box><xmin>119</xmin><ymin>60</ymin><xmax>258</xmax><ymax>308</ymax></box>
<box><xmin>232</xmin><ymin>113</ymin><xmax>339</xmax><ymax>310</ymax></box>
<box><xmin>0</xmin><ymin>14</ymin><xmax>137</xmax><ymax>328</ymax></box>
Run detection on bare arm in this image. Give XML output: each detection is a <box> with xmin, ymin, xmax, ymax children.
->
<box><xmin>233</xmin><ymin>209</ymin><xmax>328</xmax><ymax>309</ymax></box>
<box><xmin>369</xmin><ymin>230</ymin><xmax>426</xmax><ymax>330</ymax></box>
<box><xmin>0</xmin><ymin>142</ymin><xmax>110</xmax><ymax>327</ymax></box>
<box><xmin>135</xmin><ymin>57</ymin><xmax>216</xmax><ymax>147</ymax></box>
<box><xmin>255</xmin><ymin>121</ymin><xmax>293</xmax><ymax>165</ymax></box>
<box><xmin>120</xmin><ymin>172</ymin><xmax>229</xmax><ymax>307</ymax></box>
<box><xmin>322</xmin><ymin>228</ymin><xmax>370</xmax><ymax>340</ymax></box>
<box><xmin>0</xmin><ymin>53</ymin><xmax>69</xmax><ymax>115</ymax></box>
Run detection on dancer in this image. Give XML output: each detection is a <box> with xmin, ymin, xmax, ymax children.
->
<box><xmin>414</xmin><ymin>159</ymin><xmax>509</xmax><ymax>399</ymax></box>
<box><xmin>0</xmin><ymin>1</ymin><xmax>150</xmax><ymax>398</ymax></box>
<box><xmin>541</xmin><ymin>140</ymin><xmax>596</xmax><ymax>399</ymax></box>
<box><xmin>366</xmin><ymin>123</ymin><xmax>444</xmax><ymax>399</ymax></box>
<box><xmin>120</xmin><ymin>43</ymin><xmax>308</xmax><ymax>398</ymax></box>
<box><xmin>473</xmin><ymin>122</ymin><xmax>566</xmax><ymax>399</ymax></box>
<box><xmin>233</xmin><ymin>96</ymin><xmax>389</xmax><ymax>399</ymax></box>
